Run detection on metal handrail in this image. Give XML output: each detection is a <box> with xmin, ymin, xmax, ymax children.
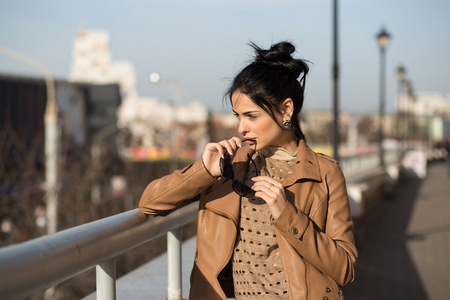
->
<box><xmin>340</xmin><ymin>149</ymin><xmax>402</xmax><ymax>178</ymax></box>
<box><xmin>0</xmin><ymin>202</ymin><xmax>198</xmax><ymax>300</ymax></box>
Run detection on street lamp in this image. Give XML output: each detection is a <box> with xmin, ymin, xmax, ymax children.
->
<box><xmin>149</xmin><ymin>73</ymin><xmax>182</xmax><ymax>172</ymax></box>
<box><xmin>0</xmin><ymin>46</ymin><xmax>59</xmax><ymax>235</ymax></box>
<box><xmin>149</xmin><ymin>73</ymin><xmax>205</xmax><ymax>167</ymax></box>
<box><xmin>396</xmin><ymin>65</ymin><xmax>405</xmax><ymax>81</ymax></box>
<box><xmin>403</xmin><ymin>80</ymin><xmax>416</xmax><ymax>146</ymax></box>
<box><xmin>376</xmin><ymin>28</ymin><xmax>391</xmax><ymax>167</ymax></box>
<box><xmin>332</xmin><ymin>0</ymin><xmax>340</xmax><ymax>161</ymax></box>
<box><xmin>396</xmin><ymin>66</ymin><xmax>406</xmax><ymax>146</ymax></box>
<box><xmin>149</xmin><ymin>72</ymin><xmax>161</xmax><ymax>84</ymax></box>
<box><xmin>150</xmin><ymin>72</ymin><xmax>203</xmax><ymax>103</ymax></box>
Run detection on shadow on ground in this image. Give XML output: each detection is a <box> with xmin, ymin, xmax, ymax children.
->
<box><xmin>343</xmin><ymin>175</ymin><xmax>428</xmax><ymax>300</ymax></box>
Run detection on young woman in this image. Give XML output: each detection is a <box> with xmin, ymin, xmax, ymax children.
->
<box><xmin>139</xmin><ymin>41</ymin><xmax>357</xmax><ymax>300</ymax></box>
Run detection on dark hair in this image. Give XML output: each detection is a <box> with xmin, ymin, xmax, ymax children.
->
<box><xmin>225</xmin><ymin>41</ymin><xmax>309</xmax><ymax>141</ymax></box>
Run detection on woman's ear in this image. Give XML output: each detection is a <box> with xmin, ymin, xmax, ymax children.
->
<box><xmin>282</xmin><ymin>98</ymin><xmax>294</xmax><ymax>120</ymax></box>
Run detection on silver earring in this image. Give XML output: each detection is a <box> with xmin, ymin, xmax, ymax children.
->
<box><xmin>283</xmin><ymin>120</ymin><xmax>291</xmax><ymax>128</ymax></box>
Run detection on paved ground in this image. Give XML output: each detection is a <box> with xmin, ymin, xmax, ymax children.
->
<box><xmin>343</xmin><ymin>161</ymin><xmax>450</xmax><ymax>300</ymax></box>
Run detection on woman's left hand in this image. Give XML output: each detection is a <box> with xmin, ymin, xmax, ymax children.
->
<box><xmin>251</xmin><ymin>176</ymin><xmax>287</xmax><ymax>220</ymax></box>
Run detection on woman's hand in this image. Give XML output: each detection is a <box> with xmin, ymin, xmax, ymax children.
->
<box><xmin>251</xmin><ymin>176</ymin><xmax>287</xmax><ymax>219</ymax></box>
<box><xmin>202</xmin><ymin>137</ymin><xmax>244</xmax><ymax>178</ymax></box>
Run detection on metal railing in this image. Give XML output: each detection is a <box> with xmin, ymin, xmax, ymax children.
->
<box><xmin>0</xmin><ymin>202</ymin><xmax>198</xmax><ymax>300</ymax></box>
<box><xmin>340</xmin><ymin>149</ymin><xmax>401</xmax><ymax>178</ymax></box>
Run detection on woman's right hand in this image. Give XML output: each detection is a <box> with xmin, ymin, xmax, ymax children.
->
<box><xmin>202</xmin><ymin>137</ymin><xmax>244</xmax><ymax>178</ymax></box>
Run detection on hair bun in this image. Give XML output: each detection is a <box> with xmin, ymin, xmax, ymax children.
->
<box><xmin>251</xmin><ymin>41</ymin><xmax>308</xmax><ymax>80</ymax></box>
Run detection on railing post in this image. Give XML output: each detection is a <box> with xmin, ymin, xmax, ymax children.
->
<box><xmin>96</xmin><ymin>258</ymin><xmax>116</xmax><ymax>300</ymax></box>
<box><xmin>167</xmin><ymin>228</ymin><xmax>182</xmax><ymax>300</ymax></box>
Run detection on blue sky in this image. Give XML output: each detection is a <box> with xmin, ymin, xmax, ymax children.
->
<box><xmin>1</xmin><ymin>0</ymin><xmax>449</xmax><ymax>113</ymax></box>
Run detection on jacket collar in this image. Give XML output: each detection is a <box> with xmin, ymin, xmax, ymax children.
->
<box><xmin>283</xmin><ymin>139</ymin><xmax>322</xmax><ymax>186</ymax></box>
<box><xmin>204</xmin><ymin>140</ymin><xmax>322</xmax><ymax>224</ymax></box>
<box><xmin>231</xmin><ymin>140</ymin><xmax>322</xmax><ymax>185</ymax></box>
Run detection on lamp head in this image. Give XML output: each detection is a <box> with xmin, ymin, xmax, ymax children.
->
<box><xmin>377</xmin><ymin>28</ymin><xmax>390</xmax><ymax>50</ymax></box>
<box><xmin>396</xmin><ymin>65</ymin><xmax>406</xmax><ymax>80</ymax></box>
<box><xmin>149</xmin><ymin>73</ymin><xmax>161</xmax><ymax>83</ymax></box>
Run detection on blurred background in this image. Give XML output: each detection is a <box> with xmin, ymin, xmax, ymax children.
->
<box><xmin>1</xmin><ymin>0</ymin><xmax>449</xmax><ymax>299</ymax></box>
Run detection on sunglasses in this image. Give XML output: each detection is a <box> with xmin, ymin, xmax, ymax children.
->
<box><xmin>220</xmin><ymin>153</ymin><xmax>258</xmax><ymax>198</ymax></box>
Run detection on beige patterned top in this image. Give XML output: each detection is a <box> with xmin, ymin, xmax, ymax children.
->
<box><xmin>233</xmin><ymin>146</ymin><xmax>297</xmax><ymax>299</ymax></box>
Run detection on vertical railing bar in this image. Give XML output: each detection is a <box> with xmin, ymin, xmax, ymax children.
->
<box><xmin>167</xmin><ymin>228</ymin><xmax>182</xmax><ymax>300</ymax></box>
<box><xmin>96</xmin><ymin>258</ymin><xmax>116</xmax><ymax>300</ymax></box>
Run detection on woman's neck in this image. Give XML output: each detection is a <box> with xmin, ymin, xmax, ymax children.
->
<box><xmin>273</xmin><ymin>138</ymin><xmax>298</xmax><ymax>153</ymax></box>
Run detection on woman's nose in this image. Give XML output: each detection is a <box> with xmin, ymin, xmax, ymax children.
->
<box><xmin>237</xmin><ymin>119</ymin><xmax>247</xmax><ymax>135</ymax></box>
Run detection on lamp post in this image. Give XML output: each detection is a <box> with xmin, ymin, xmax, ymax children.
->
<box><xmin>0</xmin><ymin>46</ymin><xmax>59</xmax><ymax>235</ymax></box>
<box><xmin>404</xmin><ymin>81</ymin><xmax>416</xmax><ymax>146</ymax></box>
<box><xmin>396</xmin><ymin>66</ymin><xmax>406</xmax><ymax>147</ymax></box>
<box><xmin>376</xmin><ymin>28</ymin><xmax>390</xmax><ymax>167</ymax></box>
<box><xmin>332</xmin><ymin>0</ymin><xmax>340</xmax><ymax>161</ymax></box>
<box><xmin>149</xmin><ymin>73</ymin><xmax>205</xmax><ymax>168</ymax></box>
<box><xmin>149</xmin><ymin>73</ymin><xmax>183</xmax><ymax>172</ymax></box>
<box><xmin>150</xmin><ymin>73</ymin><xmax>203</xmax><ymax>103</ymax></box>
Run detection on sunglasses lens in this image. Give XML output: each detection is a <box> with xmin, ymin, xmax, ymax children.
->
<box><xmin>220</xmin><ymin>153</ymin><xmax>256</xmax><ymax>198</ymax></box>
<box><xmin>220</xmin><ymin>153</ymin><xmax>234</xmax><ymax>179</ymax></box>
<box><xmin>232</xmin><ymin>180</ymin><xmax>256</xmax><ymax>198</ymax></box>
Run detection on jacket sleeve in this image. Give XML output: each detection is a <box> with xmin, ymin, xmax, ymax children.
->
<box><xmin>272</xmin><ymin>162</ymin><xmax>357</xmax><ymax>287</ymax></box>
<box><xmin>139</xmin><ymin>157</ymin><xmax>218</xmax><ymax>216</ymax></box>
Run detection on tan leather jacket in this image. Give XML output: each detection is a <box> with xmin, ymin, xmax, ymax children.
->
<box><xmin>139</xmin><ymin>140</ymin><xmax>357</xmax><ymax>300</ymax></box>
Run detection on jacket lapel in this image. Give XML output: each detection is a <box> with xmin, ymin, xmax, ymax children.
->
<box><xmin>283</xmin><ymin>140</ymin><xmax>322</xmax><ymax>187</ymax></box>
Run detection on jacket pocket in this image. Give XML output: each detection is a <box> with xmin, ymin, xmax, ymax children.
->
<box><xmin>305</xmin><ymin>261</ymin><xmax>341</xmax><ymax>300</ymax></box>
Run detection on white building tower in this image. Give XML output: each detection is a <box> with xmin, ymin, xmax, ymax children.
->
<box><xmin>68</xmin><ymin>29</ymin><xmax>137</xmax><ymax>100</ymax></box>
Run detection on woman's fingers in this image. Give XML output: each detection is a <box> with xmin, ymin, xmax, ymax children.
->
<box><xmin>218</xmin><ymin>137</ymin><xmax>243</xmax><ymax>156</ymax></box>
<box><xmin>202</xmin><ymin>137</ymin><xmax>244</xmax><ymax>177</ymax></box>
<box><xmin>251</xmin><ymin>176</ymin><xmax>287</xmax><ymax>219</ymax></box>
<box><xmin>251</xmin><ymin>176</ymin><xmax>280</xmax><ymax>190</ymax></box>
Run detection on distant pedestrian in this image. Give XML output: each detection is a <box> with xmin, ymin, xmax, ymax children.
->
<box><xmin>139</xmin><ymin>41</ymin><xmax>357</xmax><ymax>299</ymax></box>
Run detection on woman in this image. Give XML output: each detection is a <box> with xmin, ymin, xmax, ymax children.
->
<box><xmin>139</xmin><ymin>41</ymin><xmax>357</xmax><ymax>300</ymax></box>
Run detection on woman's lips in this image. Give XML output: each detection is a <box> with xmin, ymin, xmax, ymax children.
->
<box><xmin>243</xmin><ymin>138</ymin><xmax>256</xmax><ymax>144</ymax></box>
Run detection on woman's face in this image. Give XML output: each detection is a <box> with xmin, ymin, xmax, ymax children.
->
<box><xmin>231</xmin><ymin>91</ymin><xmax>297</xmax><ymax>152</ymax></box>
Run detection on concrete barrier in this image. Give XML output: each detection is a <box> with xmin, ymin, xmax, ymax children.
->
<box><xmin>402</xmin><ymin>150</ymin><xmax>428</xmax><ymax>179</ymax></box>
<box><xmin>346</xmin><ymin>164</ymin><xmax>401</xmax><ymax>219</ymax></box>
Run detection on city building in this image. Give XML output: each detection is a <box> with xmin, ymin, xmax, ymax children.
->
<box><xmin>397</xmin><ymin>91</ymin><xmax>450</xmax><ymax>142</ymax></box>
<box><xmin>68</xmin><ymin>29</ymin><xmax>137</xmax><ymax>101</ymax></box>
<box><xmin>68</xmin><ymin>29</ymin><xmax>209</xmax><ymax>161</ymax></box>
<box><xmin>0</xmin><ymin>73</ymin><xmax>121</xmax><ymax>147</ymax></box>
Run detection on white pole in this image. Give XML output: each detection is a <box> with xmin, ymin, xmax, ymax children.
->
<box><xmin>0</xmin><ymin>46</ymin><xmax>59</xmax><ymax>235</ymax></box>
<box><xmin>96</xmin><ymin>259</ymin><xmax>116</xmax><ymax>300</ymax></box>
<box><xmin>45</xmin><ymin>103</ymin><xmax>58</xmax><ymax>235</ymax></box>
<box><xmin>167</xmin><ymin>228</ymin><xmax>182</xmax><ymax>300</ymax></box>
